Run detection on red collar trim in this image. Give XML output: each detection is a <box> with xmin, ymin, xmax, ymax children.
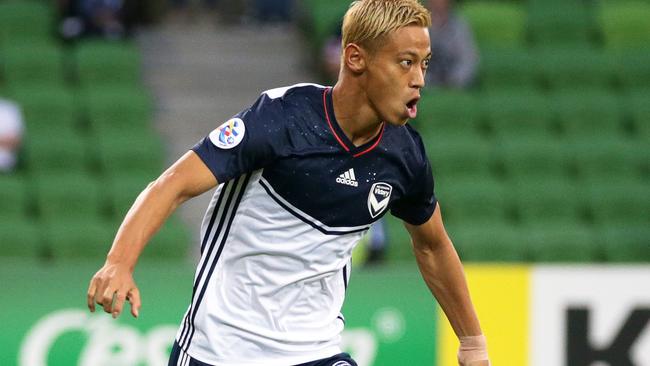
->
<box><xmin>323</xmin><ymin>88</ymin><xmax>349</xmax><ymax>152</ymax></box>
<box><xmin>322</xmin><ymin>88</ymin><xmax>385</xmax><ymax>158</ymax></box>
<box><xmin>352</xmin><ymin>124</ymin><xmax>384</xmax><ymax>158</ymax></box>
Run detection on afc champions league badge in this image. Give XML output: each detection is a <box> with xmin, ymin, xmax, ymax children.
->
<box><xmin>209</xmin><ymin>118</ymin><xmax>246</xmax><ymax>149</ymax></box>
<box><xmin>368</xmin><ymin>182</ymin><xmax>392</xmax><ymax>218</ymax></box>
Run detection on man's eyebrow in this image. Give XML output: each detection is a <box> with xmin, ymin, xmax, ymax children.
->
<box><xmin>398</xmin><ymin>50</ymin><xmax>432</xmax><ymax>58</ymax></box>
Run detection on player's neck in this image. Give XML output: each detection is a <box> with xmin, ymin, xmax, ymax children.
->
<box><xmin>331</xmin><ymin>81</ymin><xmax>384</xmax><ymax>147</ymax></box>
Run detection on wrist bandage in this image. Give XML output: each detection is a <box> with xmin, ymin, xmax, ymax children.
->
<box><xmin>457</xmin><ymin>334</ymin><xmax>490</xmax><ymax>365</ymax></box>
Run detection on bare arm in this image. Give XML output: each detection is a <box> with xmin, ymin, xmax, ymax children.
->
<box><xmin>404</xmin><ymin>203</ymin><xmax>489</xmax><ymax>365</ymax></box>
<box><xmin>87</xmin><ymin>151</ymin><xmax>217</xmax><ymax>318</ymax></box>
<box><xmin>0</xmin><ymin>135</ymin><xmax>21</xmax><ymax>150</ymax></box>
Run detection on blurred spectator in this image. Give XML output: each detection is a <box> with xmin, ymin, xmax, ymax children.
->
<box><xmin>0</xmin><ymin>98</ymin><xmax>24</xmax><ymax>173</ymax></box>
<box><xmin>321</xmin><ymin>23</ymin><xmax>343</xmax><ymax>84</ymax></box>
<box><xmin>59</xmin><ymin>0</ymin><xmax>136</xmax><ymax>40</ymax></box>
<box><xmin>168</xmin><ymin>0</ymin><xmax>219</xmax><ymax>22</ymax></box>
<box><xmin>170</xmin><ymin>0</ymin><xmax>218</xmax><ymax>19</ymax></box>
<box><xmin>170</xmin><ymin>0</ymin><xmax>218</xmax><ymax>9</ymax></box>
<box><xmin>426</xmin><ymin>0</ymin><xmax>478</xmax><ymax>89</ymax></box>
<box><xmin>365</xmin><ymin>219</ymin><xmax>387</xmax><ymax>265</ymax></box>
<box><xmin>167</xmin><ymin>0</ymin><xmax>291</xmax><ymax>25</ymax></box>
<box><xmin>253</xmin><ymin>0</ymin><xmax>293</xmax><ymax>23</ymax></box>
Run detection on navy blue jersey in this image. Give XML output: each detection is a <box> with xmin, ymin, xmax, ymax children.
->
<box><xmin>175</xmin><ymin>83</ymin><xmax>436</xmax><ymax>366</ymax></box>
<box><xmin>193</xmin><ymin>83</ymin><xmax>436</xmax><ymax>228</ymax></box>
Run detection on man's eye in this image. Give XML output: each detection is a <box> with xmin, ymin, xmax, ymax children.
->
<box><xmin>423</xmin><ymin>59</ymin><xmax>430</xmax><ymax>68</ymax></box>
<box><xmin>400</xmin><ymin>60</ymin><xmax>413</xmax><ymax>67</ymax></box>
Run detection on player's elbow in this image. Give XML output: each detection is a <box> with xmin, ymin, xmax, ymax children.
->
<box><xmin>148</xmin><ymin>170</ymin><xmax>191</xmax><ymax>207</ymax></box>
<box><xmin>412</xmin><ymin>232</ymin><xmax>452</xmax><ymax>256</ymax></box>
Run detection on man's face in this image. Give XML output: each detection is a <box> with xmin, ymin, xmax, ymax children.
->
<box><xmin>364</xmin><ymin>25</ymin><xmax>431</xmax><ymax>126</ymax></box>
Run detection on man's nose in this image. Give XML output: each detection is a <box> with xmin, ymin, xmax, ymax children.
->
<box><xmin>411</xmin><ymin>67</ymin><xmax>425</xmax><ymax>89</ymax></box>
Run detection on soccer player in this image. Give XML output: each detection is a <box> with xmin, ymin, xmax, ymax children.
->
<box><xmin>86</xmin><ymin>1</ymin><xmax>490</xmax><ymax>365</ymax></box>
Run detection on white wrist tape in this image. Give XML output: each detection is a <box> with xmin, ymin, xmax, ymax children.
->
<box><xmin>457</xmin><ymin>334</ymin><xmax>490</xmax><ymax>364</ymax></box>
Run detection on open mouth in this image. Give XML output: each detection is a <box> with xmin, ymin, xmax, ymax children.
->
<box><xmin>406</xmin><ymin>97</ymin><xmax>419</xmax><ymax>118</ymax></box>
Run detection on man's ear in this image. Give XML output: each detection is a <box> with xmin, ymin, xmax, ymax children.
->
<box><xmin>342</xmin><ymin>43</ymin><xmax>367</xmax><ymax>74</ymax></box>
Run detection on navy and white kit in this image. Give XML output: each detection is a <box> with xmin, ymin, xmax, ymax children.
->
<box><xmin>171</xmin><ymin>84</ymin><xmax>437</xmax><ymax>366</ymax></box>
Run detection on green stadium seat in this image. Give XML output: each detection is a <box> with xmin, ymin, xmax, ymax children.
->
<box><xmin>24</xmin><ymin>136</ymin><xmax>88</xmax><ymax>174</ymax></box>
<box><xmin>25</xmin><ymin>123</ymin><xmax>81</xmax><ymax>149</ymax></box>
<box><xmin>436</xmin><ymin>177</ymin><xmax>510</xmax><ymax>227</ymax></box>
<box><xmin>74</xmin><ymin>40</ymin><xmax>142</xmax><ymax>86</ymax></box>
<box><xmin>600</xmin><ymin>225</ymin><xmax>650</xmax><ymax>262</ymax></box>
<box><xmin>614</xmin><ymin>49</ymin><xmax>650</xmax><ymax>90</ymax></box>
<box><xmin>497</xmin><ymin>139</ymin><xmax>568</xmax><ymax>180</ymax></box>
<box><xmin>415</xmin><ymin>91</ymin><xmax>481</xmax><ymax>139</ymax></box>
<box><xmin>0</xmin><ymin>0</ymin><xmax>54</xmax><ymax>42</ymax></box>
<box><xmin>450</xmin><ymin>222</ymin><xmax>526</xmax><ymax>262</ymax></box>
<box><xmin>479</xmin><ymin>48</ymin><xmax>539</xmax><ymax>91</ymax></box>
<box><xmin>83</xmin><ymin>86</ymin><xmax>152</xmax><ymax>134</ymax></box>
<box><xmin>46</xmin><ymin>217</ymin><xmax>190</xmax><ymax>260</ymax></box>
<box><xmin>108</xmin><ymin>173</ymin><xmax>155</xmax><ymax>219</ymax></box>
<box><xmin>526</xmin><ymin>3</ymin><xmax>593</xmax><ymax>47</ymax></box>
<box><xmin>626</xmin><ymin>90</ymin><xmax>650</xmax><ymax>142</ymax></box>
<box><xmin>570</xmin><ymin>139</ymin><xmax>647</xmax><ymax>181</ymax></box>
<box><xmin>527</xmin><ymin>223</ymin><xmax>598</xmax><ymax>262</ymax></box>
<box><xmin>92</xmin><ymin>124</ymin><xmax>161</xmax><ymax>146</ymax></box>
<box><xmin>96</xmin><ymin>130</ymin><xmax>164</xmax><ymax>176</ymax></box>
<box><xmin>461</xmin><ymin>2</ymin><xmax>526</xmax><ymax>49</ymax></box>
<box><xmin>482</xmin><ymin>91</ymin><xmax>553</xmax><ymax>138</ymax></box>
<box><xmin>425</xmin><ymin>136</ymin><xmax>493</xmax><ymax>180</ymax></box>
<box><xmin>527</xmin><ymin>0</ymin><xmax>584</xmax><ymax>7</ymax></box>
<box><xmin>302</xmin><ymin>0</ymin><xmax>349</xmax><ymax>52</ymax></box>
<box><xmin>0</xmin><ymin>218</ymin><xmax>41</xmax><ymax>258</ymax></box>
<box><xmin>45</xmin><ymin>217</ymin><xmax>116</xmax><ymax>259</ymax></box>
<box><xmin>599</xmin><ymin>1</ymin><xmax>650</xmax><ymax>50</ymax></box>
<box><xmin>34</xmin><ymin>173</ymin><xmax>105</xmax><ymax>220</ymax></box>
<box><xmin>550</xmin><ymin>90</ymin><xmax>623</xmax><ymax>140</ymax></box>
<box><xmin>9</xmin><ymin>86</ymin><xmax>79</xmax><ymax>132</ymax></box>
<box><xmin>621</xmin><ymin>89</ymin><xmax>650</xmax><ymax>141</ymax></box>
<box><xmin>146</xmin><ymin>216</ymin><xmax>192</xmax><ymax>259</ymax></box>
<box><xmin>587</xmin><ymin>180</ymin><xmax>650</xmax><ymax>226</ymax></box>
<box><xmin>537</xmin><ymin>47</ymin><xmax>616</xmax><ymax>91</ymax></box>
<box><xmin>511</xmin><ymin>177</ymin><xmax>584</xmax><ymax>226</ymax></box>
<box><xmin>2</xmin><ymin>42</ymin><xmax>65</xmax><ymax>88</ymax></box>
<box><xmin>0</xmin><ymin>174</ymin><xmax>29</xmax><ymax>219</ymax></box>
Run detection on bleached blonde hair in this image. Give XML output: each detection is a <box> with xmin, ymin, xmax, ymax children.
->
<box><xmin>341</xmin><ymin>0</ymin><xmax>431</xmax><ymax>52</ymax></box>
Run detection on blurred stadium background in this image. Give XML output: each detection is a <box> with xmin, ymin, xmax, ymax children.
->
<box><xmin>0</xmin><ymin>0</ymin><xmax>648</xmax><ymax>365</ymax></box>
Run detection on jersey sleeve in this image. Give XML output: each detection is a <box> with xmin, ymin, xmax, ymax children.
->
<box><xmin>191</xmin><ymin>93</ymin><xmax>287</xmax><ymax>183</ymax></box>
<box><xmin>390</xmin><ymin>157</ymin><xmax>437</xmax><ymax>226</ymax></box>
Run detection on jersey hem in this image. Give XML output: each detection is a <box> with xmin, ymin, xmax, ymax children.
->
<box><xmin>191</xmin><ymin>146</ymin><xmax>225</xmax><ymax>184</ymax></box>
<box><xmin>188</xmin><ymin>346</ymin><xmax>343</xmax><ymax>366</ymax></box>
<box><xmin>393</xmin><ymin>199</ymin><xmax>438</xmax><ymax>226</ymax></box>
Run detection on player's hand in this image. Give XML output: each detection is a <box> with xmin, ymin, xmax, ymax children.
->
<box><xmin>87</xmin><ymin>261</ymin><xmax>141</xmax><ymax>319</ymax></box>
<box><xmin>457</xmin><ymin>335</ymin><xmax>490</xmax><ymax>366</ymax></box>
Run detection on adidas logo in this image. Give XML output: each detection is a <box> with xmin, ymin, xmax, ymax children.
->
<box><xmin>336</xmin><ymin>168</ymin><xmax>358</xmax><ymax>187</ymax></box>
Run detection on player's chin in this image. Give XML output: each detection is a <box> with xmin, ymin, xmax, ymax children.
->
<box><xmin>385</xmin><ymin>115</ymin><xmax>410</xmax><ymax>127</ymax></box>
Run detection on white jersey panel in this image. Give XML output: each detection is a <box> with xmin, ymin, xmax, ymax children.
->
<box><xmin>179</xmin><ymin>169</ymin><xmax>366</xmax><ymax>366</ymax></box>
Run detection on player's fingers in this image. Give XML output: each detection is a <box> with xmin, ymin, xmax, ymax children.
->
<box><xmin>128</xmin><ymin>287</ymin><xmax>141</xmax><ymax>318</ymax></box>
<box><xmin>111</xmin><ymin>288</ymin><xmax>128</xmax><ymax>319</ymax></box>
<box><xmin>87</xmin><ymin>278</ymin><xmax>98</xmax><ymax>312</ymax></box>
<box><xmin>101</xmin><ymin>286</ymin><xmax>117</xmax><ymax>314</ymax></box>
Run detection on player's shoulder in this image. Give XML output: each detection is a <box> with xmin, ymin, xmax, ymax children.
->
<box><xmin>243</xmin><ymin>83</ymin><xmax>325</xmax><ymax>122</ymax></box>
<box><xmin>247</xmin><ymin>83</ymin><xmax>327</xmax><ymax>128</ymax></box>
<box><xmin>260</xmin><ymin>83</ymin><xmax>327</xmax><ymax>104</ymax></box>
<box><xmin>384</xmin><ymin>122</ymin><xmax>429</xmax><ymax>167</ymax></box>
